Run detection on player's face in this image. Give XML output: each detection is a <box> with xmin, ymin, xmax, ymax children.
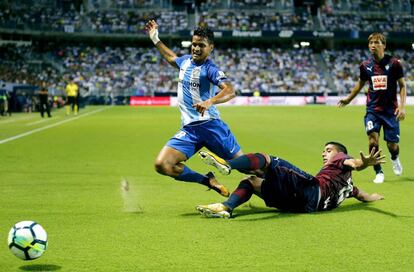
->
<box><xmin>322</xmin><ymin>144</ymin><xmax>339</xmax><ymax>165</ymax></box>
<box><xmin>191</xmin><ymin>35</ymin><xmax>213</xmax><ymax>64</ymax></box>
<box><xmin>368</xmin><ymin>38</ymin><xmax>385</xmax><ymax>57</ymax></box>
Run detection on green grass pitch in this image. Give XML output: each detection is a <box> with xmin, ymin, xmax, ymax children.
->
<box><xmin>1</xmin><ymin>105</ymin><xmax>413</xmax><ymax>271</ymax></box>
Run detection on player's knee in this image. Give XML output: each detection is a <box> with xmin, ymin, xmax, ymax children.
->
<box><xmin>154</xmin><ymin>159</ymin><xmax>169</xmax><ymax>175</ymax></box>
<box><xmin>387</xmin><ymin>142</ymin><xmax>398</xmax><ymax>151</ymax></box>
<box><xmin>369</xmin><ymin>141</ymin><xmax>379</xmax><ymax>151</ymax></box>
<box><xmin>246</xmin><ymin>176</ymin><xmax>262</xmax><ymax>192</ymax></box>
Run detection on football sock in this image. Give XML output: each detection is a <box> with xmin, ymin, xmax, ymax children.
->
<box><xmin>223</xmin><ymin>179</ymin><xmax>254</xmax><ymax>210</ymax></box>
<box><xmin>175</xmin><ymin>165</ymin><xmax>208</xmax><ymax>184</ymax></box>
<box><xmin>65</xmin><ymin>105</ymin><xmax>70</xmax><ymax>115</ymax></box>
<box><xmin>228</xmin><ymin>153</ymin><xmax>267</xmax><ymax>171</ymax></box>
<box><xmin>74</xmin><ymin>104</ymin><xmax>78</xmax><ymax>114</ymax></box>
<box><xmin>389</xmin><ymin>147</ymin><xmax>399</xmax><ymax>160</ymax></box>
<box><xmin>374</xmin><ymin>164</ymin><xmax>383</xmax><ymax>174</ymax></box>
<box><xmin>369</xmin><ymin>144</ymin><xmax>382</xmax><ymax>173</ymax></box>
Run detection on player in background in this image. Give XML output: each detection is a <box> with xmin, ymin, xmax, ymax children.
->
<box><xmin>196</xmin><ymin>142</ymin><xmax>385</xmax><ymax>218</ymax></box>
<box><xmin>38</xmin><ymin>81</ymin><xmax>52</xmax><ymax>118</ymax></box>
<box><xmin>145</xmin><ymin>20</ymin><xmax>243</xmax><ymax>196</ymax></box>
<box><xmin>338</xmin><ymin>33</ymin><xmax>407</xmax><ymax>183</ymax></box>
<box><xmin>65</xmin><ymin>77</ymin><xmax>79</xmax><ymax>115</ymax></box>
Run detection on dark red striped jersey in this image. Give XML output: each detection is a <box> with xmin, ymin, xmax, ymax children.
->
<box><xmin>360</xmin><ymin>54</ymin><xmax>404</xmax><ymax>114</ymax></box>
<box><xmin>315</xmin><ymin>152</ymin><xmax>360</xmax><ymax>211</ymax></box>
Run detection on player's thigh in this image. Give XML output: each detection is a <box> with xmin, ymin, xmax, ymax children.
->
<box><xmin>201</xmin><ymin>119</ymin><xmax>241</xmax><ymax>160</ymax></box>
<box><xmin>364</xmin><ymin>112</ymin><xmax>382</xmax><ymax>135</ymax></box>
<box><xmin>155</xmin><ymin>145</ymin><xmax>187</xmax><ymax>166</ymax></box>
<box><xmin>67</xmin><ymin>96</ymin><xmax>75</xmax><ymax>105</ymax></box>
<box><xmin>164</xmin><ymin>127</ymin><xmax>201</xmax><ymax>160</ymax></box>
<box><xmin>382</xmin><ymin>115</ymin><xmax>400</xmax><ymax>143</ymax></box>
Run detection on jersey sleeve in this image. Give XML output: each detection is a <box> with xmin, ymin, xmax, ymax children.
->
<box><xmin>175</xmin><ymin>55</ymin><xmax>190</xmax><ymax>68</ymax></box>
<box><xmin>359</xmin><ymin>63</ymin><xmax>369</xmax><ymax>81</ymax></box>
<box><xmin>207</xmin><ymin>63</ymin><xmax>229</xmax><ymax>86</ymax></box>
<box><xmin>348</xmin><ymin>185</ymin><xmax>360</xmax><ymax>198</ymax></box>
<box><xmin>393</xmin><ymin>58</ymin><xmax>404</xmax><ymax>80</ymax></box>
<box><xmin>330</xmin><ymin>153</ymin><xmax>351</xmax><ymax>170</ymax></box>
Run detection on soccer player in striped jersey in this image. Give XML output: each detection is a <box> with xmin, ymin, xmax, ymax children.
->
<box><xmin>338</xmin><ymin>33</ymin><xmax>407</xmax><ymax>184</ymax></box>
<box><xmin>196</xmin><ymin>142</ymin><xmax>385</xmax><ymax>218</ymax></box>
<box><xmin>145</xmin><ymin>20</ymin><xmax>243</xmax><ymax>196</ymax></box>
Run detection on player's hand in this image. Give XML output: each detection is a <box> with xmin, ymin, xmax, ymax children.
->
<box><xmin>359</xmin><ymin>148</ymin><xmax>386</xmax><ymax>167</ymax></box>
<box><xmin>145</xmin><ymin>20</ymin><xmax>160</xmax><ymax>44</ymax></box>
<box><xmin>192</xmin><ymin>99</ymin><xmax>213</xmax><ymax>117</ymax></box>
<box><xmin>337</xmin><ymin>98</ymin><xmax>350</xmax><ymax>107</ymax></box>
<box><xmin>370</xmin><ymin>193</ymin><xmax>384</xmax><ymax>201</ymax></box>
<box><xmin>395</xmin><ymin>106</ymin><xmax>406</xmax><ymax>121</ymax></box>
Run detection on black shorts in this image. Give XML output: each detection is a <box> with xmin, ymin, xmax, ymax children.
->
<box><xmin>67</xmin><ymin>96</ymin><xmax>76</xmax><ymax>105</ymax></box>
<box><xmin>261</xmin><ymin>157</ymin><xmax>320</xmax><ymax>213</ymax></box>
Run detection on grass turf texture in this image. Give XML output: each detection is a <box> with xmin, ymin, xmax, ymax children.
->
<box><xmin>1</xmin><ymin>105</ymin><xmax>413</xmax><ymax>271</ymax></box>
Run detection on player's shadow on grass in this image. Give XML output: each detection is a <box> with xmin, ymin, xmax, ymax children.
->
<box><xmin>230</xmin><ymin>202</ymin><xmax>414</xmax><ymax>221</ymax></box>
<box><xmin>331</xmin><ymin>202</ymin><xmax>414</xmax><ymax>218</ymax></box>
<box><xmin>188</xmin><ymin>202</ymin><xmax>414</xmax><ymax>221</ymax></box>
<box><xmin>388</xmin><ymin>176</ymin><xmax>414</xmax><ymax>183</ymax></box>
<box><xmin>19</xmin><ymin>264</ymin><xmax>62</xmax><ymax>271</ymax></box>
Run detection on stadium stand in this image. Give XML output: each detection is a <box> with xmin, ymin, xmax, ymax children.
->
<box><xmin>0</xmin><ymin>0</ymin><xmax>413</xmax><ymax>109</ymax></box>
<box><xmin>1</xmin><ymin>0</ymin><xmax>413</xmax><ymax>33</ymax></box>
<box><xmin>1</xmin><ymin>45</ymin><xmax>412</xmax><ymax>97</ymax></box>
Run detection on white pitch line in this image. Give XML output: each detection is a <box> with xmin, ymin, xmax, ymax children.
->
<box><xmin>27</xmin><ymin>116</ymin><xmax>60</xmax><ymax>126</ymax></box>
<box><xmin>0</xmin><ymin>107</ymin><xmax>110</xmax><ymax>145</ymax></box>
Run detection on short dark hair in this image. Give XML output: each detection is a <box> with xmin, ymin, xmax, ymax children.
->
<box><xmin>193</xmin><ymin>27</ymin><xmax>214</xmax><ymax>44</ymax></box>
<box><xmin>325</xmin><ymin>141</ymin><xmax>348</xmax><ymax>154</ymax></box>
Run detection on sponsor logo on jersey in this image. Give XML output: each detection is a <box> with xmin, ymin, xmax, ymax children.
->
<box><xmin>192</xmin><ymin>68</ymin><xmax>200</xmax><ymax>78</ymax></box>
<box><xmin>174</xmin><ymin>131</ymin><xmax>187</xmax><ymax>139</ymax></box>
<box><xmin>371</xmin><ymin>75</ymin><xmax>387</xmax><ymax>91</ymax></box>
<box><xmin>179</xmin><ymin>79</ymin><xmax>200</xmax><ymax>88</ymax></box>
<box><xmin>216</xmin><ymin>71</ymin><xmax>227</xmax><ymax>81</ymax></box>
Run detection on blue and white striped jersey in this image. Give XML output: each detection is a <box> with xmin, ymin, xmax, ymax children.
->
<box><xmin>175</xmin><ymin>55</ymin><xmax>228</xmax><ymax>126</ymax></box>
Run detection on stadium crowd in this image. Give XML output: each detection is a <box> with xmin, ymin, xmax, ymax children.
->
<box><xmin>2</xmin><ymin>44</ymin><xmax>413</xmax><ymax>97</ymax></box>
<box><xmin>1</xmin><ymin>0</ymin><xmax>413</xmax><ymax>33</ymax></box>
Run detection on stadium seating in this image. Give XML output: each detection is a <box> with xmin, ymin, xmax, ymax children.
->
<box><xmin>2</xmin><ymin>45</ymin><xmax>413</xmax><ymax>97</ymax></box>
<box><xmin>1</xmin><ymin>0</ymin><xmax>412</xmax><ymax>33</ymax></box>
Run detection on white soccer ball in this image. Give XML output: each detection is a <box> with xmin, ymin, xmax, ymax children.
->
<box><xmin>7</xmin><ymin>221</ymin><xmax>48</xmax><ymax>260</ymax></box>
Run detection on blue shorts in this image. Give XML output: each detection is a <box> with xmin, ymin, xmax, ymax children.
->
<box><xmin>261</xmin><ymin>157</ymin><xmax>320</xmax><ymax>213</ymax></box>
<box><xmin>166</xmin><ymin>119</ymin><xmax>241</xmax><ymax>160</ymax></box>
<box><xmin>364</xmin><ymin>111</ymin><xmax>400</xmax><ymax>143</ymax></box>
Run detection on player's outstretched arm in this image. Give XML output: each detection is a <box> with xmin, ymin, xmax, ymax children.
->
<box><xmin>355</xmin><ymin>189</ymin><xmax>384</xmax><ymax>202</ymax></box>
<box><xmin>344</xmin><ymin>148</ymin><xmax>386</xmax><ymax>171</ymax></box>
<box><xmin>192</xmin><ymin>81</ymin><xmax>236</xmax><ymax>116</ymax></box>
<box><xmin>145</xmin><ymin>20</ymin><xmax>177</xmax><ymax>67</ymax></box>
<box><xmin>337</xmin><ymin>79</ymin><xmax>366</xmax><ymax>107</ymax></box>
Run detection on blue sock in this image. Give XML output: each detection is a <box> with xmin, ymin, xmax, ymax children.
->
<box><xmin>175</xmin><ymin>165</ymin><xmax>208</xmax><ymax>184</ymax></box>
